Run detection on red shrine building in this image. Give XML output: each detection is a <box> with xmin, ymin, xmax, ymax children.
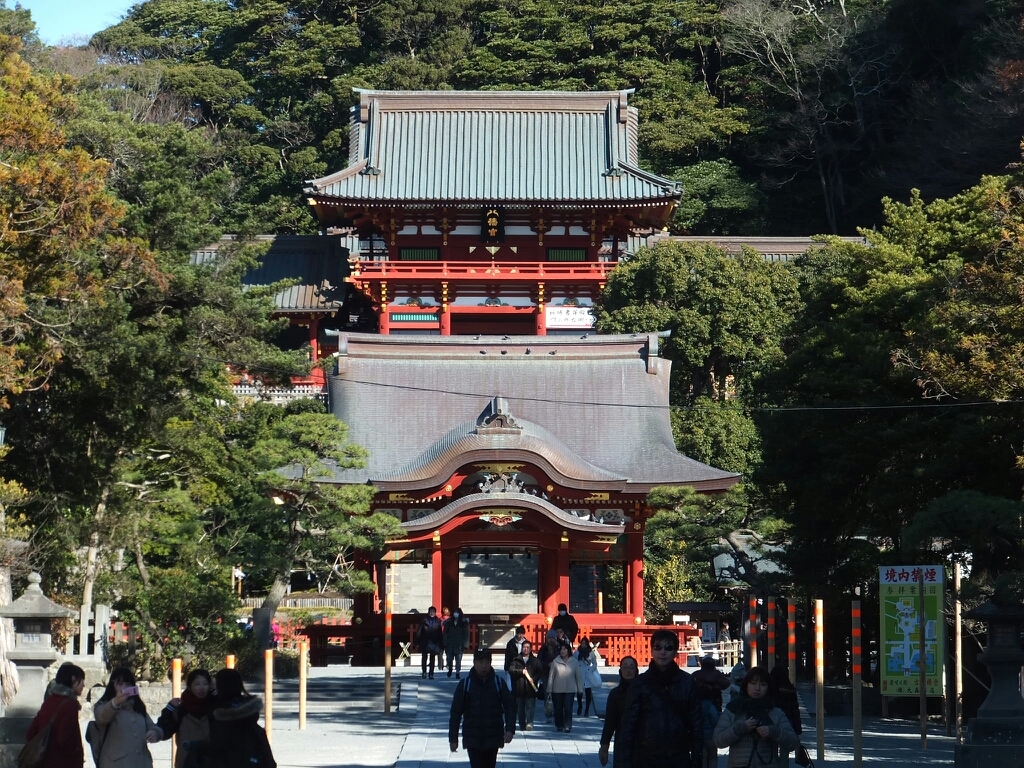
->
<box><xmin>234</xmin><ymin>89</ymin><xmax>743</xmax><ymax>662</ymax></box>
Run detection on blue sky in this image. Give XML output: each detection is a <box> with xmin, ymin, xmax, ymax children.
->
<box><xmin>13</xmin><ymin>0</ymin><xmax>136</xmax><ymax>44</ymax></box>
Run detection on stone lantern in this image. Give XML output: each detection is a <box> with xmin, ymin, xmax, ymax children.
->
<box><xmin>0</xmin><ymin>572</ymin><xmax>77</xmax><ymax>746</ymax></box>
<box><xmin>954</xmin><ymin>599</ymin><xmax>1024</xmax><ymax>767</ymax></box>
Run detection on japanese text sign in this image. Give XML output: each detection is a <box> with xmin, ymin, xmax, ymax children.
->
<box><xmin>878</xmin><ymin>565</ymin><xmax>945</xmax><ymax>697</ymax></box>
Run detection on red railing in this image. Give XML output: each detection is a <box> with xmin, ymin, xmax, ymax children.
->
<box><xmin>349</xmin><ymin>260</ymin><xmax>617</xmax><ymax>282</ymax></box>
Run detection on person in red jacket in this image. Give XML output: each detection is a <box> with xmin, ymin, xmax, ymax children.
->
<box><xmin>26</xmin><ymin>661</ymin><xmax>86</xmax><ymax>768</ymax></box>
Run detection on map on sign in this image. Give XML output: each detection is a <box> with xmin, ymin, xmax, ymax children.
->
<box><xmin>878</xmin><ymin>565</ymin><xmax>945</xmax><ymax>697</ymax></box>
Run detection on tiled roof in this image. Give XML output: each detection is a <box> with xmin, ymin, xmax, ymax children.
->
<box><xmin>305</xmin><ymin>90</ymin><xmax>681</xmax><ymax>205</ymax></box>
<box><xmin>323</xmin><ymin>333</ymin><xmax>740</xmax><ymax>490</ymax></box>
<box><xmin>190</xmin><ymin>236</ymin><xmax>347</xmax><ymax>313</ymax></box>
<box><xmin>653</xmin><ymin>235</ymin><xmax>869</xmax><ymax>263</ymax></box>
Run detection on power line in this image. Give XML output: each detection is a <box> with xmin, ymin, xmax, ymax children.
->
<box><xmin>212</xmin><ymin>357</ymin><xmax>1024</xmax><ymax>414</ymax></box>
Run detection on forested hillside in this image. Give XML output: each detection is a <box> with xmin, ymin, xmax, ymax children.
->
<box><xmin>7</xmin><ymin>0</ymin><xmax>1024</xmax><ymax>237</ymax></box>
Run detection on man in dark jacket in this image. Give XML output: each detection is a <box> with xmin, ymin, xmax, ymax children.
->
<box><xmin>599</xmin><ymin>656</ymin><xmax>638</xmax><ymax>766</ymax></box>
<box><xmin>509</xmin><ymin>640</ymin><xmax>545</xmax><ymax>731</ymax></box>
<box><xmin>615</xmin><ymin>630</ymin><xmax>703</xmax><ymax>768</ymax></box>
<box><xmin>449</xmin><ymin>649</ymin><xmax>517</xmax><ymax>768</ymax></box>
<box><xmin>550</xmin><ymin>603</ymin><xmax>579</xmax><ymax>643</ymax></box>
<box><xmin>504</xmin><ymin>625</ymin><xmax>527</xmax><ymax>675</ymax></box>
<box><xmin>417</xmin><ymin>606</ymin><xmax>443</xmax><ymax>679</ymax></box>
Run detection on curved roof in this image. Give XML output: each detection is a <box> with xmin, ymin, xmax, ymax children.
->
<box><xmin>324</xmin><ymin>333</ymin><xmax>740</xmax><ymax>492</ymax></box>
<box><xmin>401</xmin><ymin>492</ymin><xmax>624</xmax><ymax>534</ymax></box>
<box><xmin>305</xmin><ymin>90</ymin><xmax>681</xmax><ymax>206</ymax></box>
<box><xmin>375</xmin><ymin>411</ymin><xmax>624</xmax><ymax>490</ymax></box>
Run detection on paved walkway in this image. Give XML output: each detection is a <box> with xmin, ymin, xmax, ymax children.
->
<box><xmin>139</xmin><ymin>666</ymin><xmax>955</xmax><ymax>768</ymax></box>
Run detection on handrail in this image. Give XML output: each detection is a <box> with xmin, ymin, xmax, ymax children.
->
<box><xmin>349</xmin><ymin>260</ymin><xmax>618</xmax><ymax>280</ymax></box>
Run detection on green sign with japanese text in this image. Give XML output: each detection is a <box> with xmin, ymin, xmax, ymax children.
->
<box><xmin>878</xmin><ymin>565</ymin><xmax>945</xmax><ymax>696</ymax></box>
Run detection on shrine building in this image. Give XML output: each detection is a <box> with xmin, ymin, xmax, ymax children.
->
<box><xmin>261</xmin><ymin>89</ymin><xmax>741</xmax><ymax>662</ymax></box>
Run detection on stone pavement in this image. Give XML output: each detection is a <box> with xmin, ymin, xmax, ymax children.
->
<box><xmin>136</xmin><ymin>665</ymin><xmax>956</xmax><ymax>768</ymax></box>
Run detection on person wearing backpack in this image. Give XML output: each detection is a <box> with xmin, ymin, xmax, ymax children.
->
<box><xmin>24</xmin><ymin>662</ymin><xmax>85</xmax><ymax>768</ymax></box>
<box><xmin>204</xmin><ymin>669</ymin><xmax>275</xmax><ymax>768</ymax></box>
<box><xmin>93</xmin><ymin>667</ymin><xmax>162</xmax><ymax>768</ymax></box>
<box><xmin>153</xmin><ymin>669</ymin><xmax>214</xmax><ymax>768</ymax></box>
<box><xmin>448</xmin><ymin>649</ymin><xmax>516</xmax><ymax>768</ymax></box>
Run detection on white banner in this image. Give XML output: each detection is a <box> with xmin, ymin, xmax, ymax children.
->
<box><xmin>545</xmin><ymin>306</ymin><xmax>595</xmax><ymax>329</ymax></box>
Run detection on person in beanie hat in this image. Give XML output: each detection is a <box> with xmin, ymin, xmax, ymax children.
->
<box><xmin>550</xmin><ymin>604</ymin><xmax>579</xmax><ymax>643</ymax></box>
<box><xmin>449</xmin><ymin>649</ymin><xmax>516</xmax><ymax>768</ymax></box>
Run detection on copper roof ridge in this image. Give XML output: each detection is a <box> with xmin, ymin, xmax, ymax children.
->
<box><xmin>352</xmin><ymin>88</ymin><xmax>635</xmax><ymax>113</ymax></box>
<box><xmin>337</xmin><ymin>331</ymin><xmax>668</xmax><ymax>347</ymax></box>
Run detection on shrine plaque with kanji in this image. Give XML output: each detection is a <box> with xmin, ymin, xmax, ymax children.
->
<box><xmin>878</xmin><ymin>565</ymin><xmax>945</xmax><ymax>697</ymax></box>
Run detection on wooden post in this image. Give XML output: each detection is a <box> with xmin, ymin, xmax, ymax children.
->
<box><xmin>919</xmin><ymin>568</ymin><xmax>927</xmax><ymax>749</ymax></box>
<box><xmin>767</xmin><ymin>596</ymin><xmax>776</xmax><ymax>670</ymax></box>
<box><xmin>264</xmin><ymin>649</ymin><xmax>274</xmax><ymax>745</ymax></box>
<box><xmin>598</xmin><ymin>591</ymin><xmax>604</xmax><ymax>614</ymax></box>
<box><xmin>225</xmin><ymin>654</ymin><xmax>236</xmax><ymax>669</ymax></box>
<box><xmin>384</xmin><ymin>593</ymin><xmax>393</xmax><ymax>714</ymax></box>
<box><xmin>171</xmin><ymin>659</ymin><xmax>182</xmax><ymax>767</ymax></box>
<box><xmin>815</xmin><ymin>599</ymin><xmax>824</xmax><ymax>763</ymax></box>
<box><xmin>852</xmin><ymin>601</ymin><xmax>862</xmax><ymax>768</ymax></box>
<box><xmin>299</xmin><ymin>640</ymin><xmax>308</xmax><ymax>730</ymax></box>
<box><xmin>788</xmin><ymin>602</ymin><xmax>797</xmax><ymax>684</ymax></box>
<box><xmin>954</xmin><ymin>561</ymin><xmax>963</xmax><ymax>742</ymax></box>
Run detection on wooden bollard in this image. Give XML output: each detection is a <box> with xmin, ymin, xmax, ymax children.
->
<box><xmin>788</xmin><ymin>602</ymin><xmax>797</xmax><ymax>685</ymax></box>
<box><xmin>384</xmin><ymin>594</ymin><xmax>393</xmax><ymax>714</ymax></box>
<box><xmin>299</xmin><ymin>640</ymin><xmax>308</xmax><ymax>730</ymax></box>
<box><xmin>226</xmin><ymin>654</ymin><xmax>236</xmax><ymax>669</ymax></box>
<box><xmin>852</xmin><ymin>600</ymin><xmax>863</xmax><ymax>768</ymax></box>
<box><xmin>171</xmin><ymin>659</ymin><xmax>182</xmax><ymax>766</ymax></box>
<box><xmin>767</xmin><ymin>596</ymin><xmax>776</xmax><ymax>670</ymax></box>
<box><xmin>264</xmin><ymin>649</ymin><xmax>274</xmax><ymax>744</ymax></box>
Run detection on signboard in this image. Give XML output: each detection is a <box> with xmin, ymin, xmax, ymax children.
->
<box><xmin>878</xmin><ymin>565</ymin><xmax>945</xmax><ymax>696</ymax></box>
<box><xmin>545</xmin><ymin>305</ymin><xmax>595</xmax><ymax>329</ymax></box>
<box><xmin>481</xmin><ymin>206</ymin><xmax>504</xmax><ymax>243</ymax></box>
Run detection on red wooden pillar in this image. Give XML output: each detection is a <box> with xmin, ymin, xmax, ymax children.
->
<box><xmin>627</xmin><ymin>531</ymin><xmax>644</xmax><ymax>622</ymax></box>
<box><xmin>539</xmin><ymin>549</ymin><xmax>560</xmax><ymax>616</ymax></box>
<box><xmin>378</xmin><ymin>282</ymin><xmax>390</xmax><ymax>335</ymax></box>
<box><xmin>535</xmin><ymin>281</ymin><xmax>547</xmax><ymax>335</ymax></box>
<box><xmin>431</xmin><ymin>548</ymin><xmax>443</xmax><ymax>609</ymax></box>
<box><xmin>557</xmin><ymin>547</ymin><xmax>570</xmax><ymax>609</ymax></box>
<box><xmin>440</xmin><ymin>282</ymin><xmax>451</xmax><ymax>336</ymax></box>
<box><xmin>308</xmin><ymin>317</ymin><xmax>320</xmax><ymax>360</ymax></box>
<box><xmin>442</xmin><ymin>548</ymin><xmax>460</xmax><ymax>610</ymax></box>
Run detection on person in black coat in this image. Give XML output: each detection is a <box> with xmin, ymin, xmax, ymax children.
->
<box><xmin>504</xmin><ymin>625</ymin><xmax>527</xmax><ymax>676</ymax></box>
<box><xmin>615</xmin><ymin>631</ymin><xmax>703</xmax><ymax>768</ymax></box>
<box><xmin>550</xmin><ymin>604</ymin><xmax>579</xmax><ymax>644</ymax></box>
<box><xmin>449</xmin><ymin>649</ymin><xmax>517</xmax><ymax>768</ymax></box>
<box><xmin>417</xmin><ymin>606</ymin><xmax>444</xmax><ymax>679</ymax></box>
<box><xmin>509</xmin><ymin>641</ymin><xmax>545</xmax><ymax>731</ymax></box>
<box><xmin>205</xmin><ymin>669</ymin><xmax>275</xmax><ymax>768</ymax></box>
<box><xmin>599</xmin><ymin>656</ymin><xmax>638</xmax><ymax>766</ymax></box>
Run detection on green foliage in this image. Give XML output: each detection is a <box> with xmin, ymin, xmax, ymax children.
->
<box><xmin>672</xmin><ymin>159</ymin><xmax>766</xmax><ymax>234</ymax></box>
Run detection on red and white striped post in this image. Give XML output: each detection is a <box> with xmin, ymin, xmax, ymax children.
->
<box><xmin>384</xmin><ymin>593</ymin><xmax>393</xmax><ymax>714</ymax></box>
<box><xmin>852</xmin><ymin>600</ymin><xmax>863</xmax><ymax>767</ymax></box>
<box><xmin>767</xmin><ymin>597</ymin><xmax>777</xmax><ymax>670</ymax></box>
<box><xmin>749</xmin><ymin>595</ymin><xmax>758</xmax><ymax>667</ymax></box>
<box><xmin>815</xmin><ymin>599</ymin><xmax>825</xmax><ymax>762</ymax></box>
<box><xmin>788</xmin><ymin>602</ymin><xmax>797</xmax><ymax>683</ymax></box>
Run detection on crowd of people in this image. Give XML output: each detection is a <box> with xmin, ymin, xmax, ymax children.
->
<box><xmin>445</xmin><ymin>615</ymin><xmax>806</xmax><ymax>768</ymax></box>
<box><xmin>25</xmin><ymin>662</ymin><xmax>275</xmax><ymax>768</ymax></box>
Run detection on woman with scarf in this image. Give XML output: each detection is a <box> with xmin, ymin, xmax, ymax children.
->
<box><xmin>713</xmin><ymin>666</ymin><xmax>798</xmax><ymax>768</ymax></box>
<box><xmin>598</xmin><ymin>656</ymin><xmax>637</xmax><ymax>766</ymax></box>
<box><xmin>547</xmin><ymin>641</ymin><xmax>583</xmax><ymax>733</ymax></box>
<box><xmin>155</xmin><ymin>669</ymin><xmax>215</xmax><ymax>768</ymax></box>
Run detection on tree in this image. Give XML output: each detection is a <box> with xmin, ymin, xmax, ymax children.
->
<box><xmin>236</xmin><ymin>399</ymin><xmax>401</xmax><ymax>647</ymax></box>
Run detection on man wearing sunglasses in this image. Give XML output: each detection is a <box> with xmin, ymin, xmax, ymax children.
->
<box><xmin>614</xmin><ymin>630</ymin><xmax>703</xmax><ymax>768</ymax></box>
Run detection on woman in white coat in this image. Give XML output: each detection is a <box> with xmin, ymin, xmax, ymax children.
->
<box><xmin>547</xmin><ymin>641</ymin><xmax>584</xmax><ymax>733</ymax></box>
<box><xmin>574</xmin><ymin>637</ymin><xmax>601</xmax><ymax>717</ymax></box>
<box><xmin>93</xmin><ymin>667</ymin><xmax>162</xmax><ymax>768</ymax></box>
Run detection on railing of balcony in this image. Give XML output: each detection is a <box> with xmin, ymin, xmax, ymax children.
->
<box><xmin>348</xmin><ymin>260</ymin><xmax>618</xmax><ymax>280</ymax></box>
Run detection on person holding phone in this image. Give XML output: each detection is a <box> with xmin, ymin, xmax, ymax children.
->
<box><xmin>93</xmin><ymin>667</ymin><xmax>162</xmax><ymax>768</ymax></box>
<box><xmin>713</xmin><ymin>666</ymin><xmax>799</xmax><ymax>768</ymax></box>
